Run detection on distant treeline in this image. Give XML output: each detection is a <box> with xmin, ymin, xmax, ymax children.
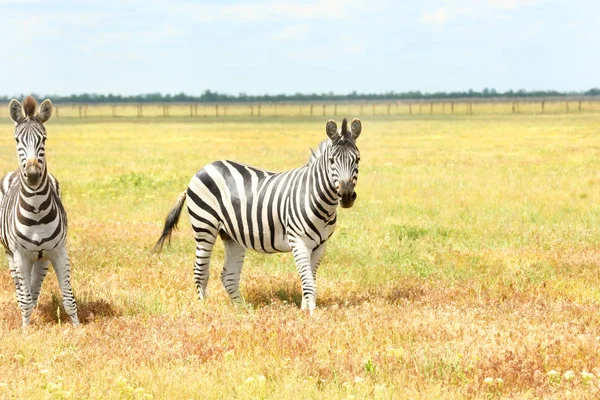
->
<box><xmin>2</xmin><ymin>88</ymin><xmax>600</xmax><ymax>104</ymax></box>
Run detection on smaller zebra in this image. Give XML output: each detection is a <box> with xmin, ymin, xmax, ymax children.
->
<box><xmin>0</xmin><ymin>96</ymin><xmax>79</xmax><ymax>329</ymax></box>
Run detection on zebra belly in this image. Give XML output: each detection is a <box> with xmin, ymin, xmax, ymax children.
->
<box><xmin>14</xmin><ymin>247</ymin><xmax>54</xmax><ymax>262</ymax></box>
<box><xmin>242</xmin><ymin>231</ymin><xmax>291</xmax><ymax>253</ymax></box>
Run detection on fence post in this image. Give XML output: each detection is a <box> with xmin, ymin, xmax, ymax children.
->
<box><xmin>250</xmin><ymin>105</ymin><xmax>254</xmax><ymax>116</ymax></box>
<box><xmin>310</xmin><ymin>104</ymin><xmax>313</xmax><ymax>116</ymax></box>
<box><xmin>372</xmin><ymin>104</ymin><xmax>376</xmax><ymax>116</ymax></box>
<box><xmin>512</xmin><ymin>103</ymin><xmax>515</xmax><ymax>114</ymax></box>
<box><xmin>565</xmin><ymin>101</ymin><xmax>569</xmax><ymax>113</ymax></box>
<box><xmin>55</xmin><ymin>107</ymin><xmax>59</xmax><ymax>118</ymax></box>
<box><xmin>541</xmin><ymin>101</ymin><xmax>545</xmax><ymax>113</ymax></box>
<box><xmin>215</xmin><ymin>104</ymin><xmax>219</xmax><ymax>116</ymax></box>
<box><xmin>578</xmin><ymin>100</ymin><xmax>582</xmax><ymax>112</ymax></box>
<box><xmin>451</xmin><ymin>102</ymin><xmax>454</xmax><ymax>114</ymax></box>
<box><xmin>430</xmin><ymin>102</ymin><xmax>433</xmax><ymax>114</ymax></box>
<box><xmin>409</xmin><ymin>103</ymin><xmax>412</xmax><ymax>115</ymax></box>
<box><xmin>387</xmin><ymin>104</ymin><xmax>391</xmax><ymax>115</ymax></box>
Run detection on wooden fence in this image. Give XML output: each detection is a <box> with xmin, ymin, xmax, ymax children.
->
<box><xmin>49</xmin><ymin>99</ymin><xmax>600</xmax><ymax>119</ymax></box>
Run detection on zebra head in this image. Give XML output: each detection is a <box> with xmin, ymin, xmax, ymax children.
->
<box><xmin>8</xmin><ymin>96</ymin><xmax>52</xmax><ymax>189</ymax></box>
<box><xmin>326</xmin><ymin>118</ymin><xmax>361</xmax><ymax>208</ymax></box>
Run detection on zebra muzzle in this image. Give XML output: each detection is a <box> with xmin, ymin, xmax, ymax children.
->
<box><xmin>338</xmin><ymin>181</ymin><xmax>357</xmax><ymax>208</ymax></box>
<box><xmin>24</xmin><ymin>159</ymin><xmax>42</xmax><ymax>187</ymax></box>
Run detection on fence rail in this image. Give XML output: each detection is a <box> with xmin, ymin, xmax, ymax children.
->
<box><xmin>47</xmin><ymin>99</ymin><xmax>600</xmax><ymax>119</ymax></box>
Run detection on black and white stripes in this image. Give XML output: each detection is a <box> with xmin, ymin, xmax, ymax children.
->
<box><xmin>0</xmin><ymin>96</ymin><xmax>79</xmax><ymax>328</ymax></box>
<box><xmin>155</xmin><ymin>118</ymin><xmax>362</xmax><ymax>313</ymax></box>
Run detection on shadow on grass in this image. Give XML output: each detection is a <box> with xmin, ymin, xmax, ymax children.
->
<box><xmin>243</xmin><ymin>276</ymin><xmax>425</xmax><ymax>309</ymax></box>
<box><xmin>37</xmin><ymin>292</ymin><xmax>122</xmax><ymax>325</ymax></box>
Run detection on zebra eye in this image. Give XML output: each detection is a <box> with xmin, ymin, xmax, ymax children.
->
<box><xmin>329</xmin><ymin>158</ymin><xmax>334</xmax><ymax>165</ymax></box>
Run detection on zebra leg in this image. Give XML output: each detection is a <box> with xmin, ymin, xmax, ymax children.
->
<box><xmin>30</xmin><ymin>260</ymin><xmax>50</xmax><ymax>307</ymax></box>
<box><xmin>13</xmin><ymin>253</ymin><xmax>34</xmax><ymax>329</ymax></box>
<box><xmin>302</xmin><ymin>243</ymin><xmax>327</xmax><ymax>310</ymax></box>
<box><xmin>193</xmin><ymin>232</ymin><xmax>217</xmax><ymax>301</ymax></box>
<box><xmin>310</xmin><ymin>243</ymin><xmax>327</xmax><ymax>281</ymax></box>
<box><xmin>49</xmin><ymin>248</ymin><xmax>80</xmax><ymax>326</ymax></box>
<box><xmin>7</xmin><ymin>255</ymin><xmax>18</xmax><ymax>292</ymax></box>
<box><xmin>290</xmin><ymin>239</ymin><xmax>317</xmax><ymax>314</ymax></box>
<box><xmin>220</xmin><ymin>238</ymin><xmax>246</xmax><ymax>305</ymax></box>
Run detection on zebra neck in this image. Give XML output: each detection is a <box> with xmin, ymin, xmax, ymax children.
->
<box><xmin>18</xmin><ymin>170</ymin><xmax>51</xmax><ymax>210</ymax></box>
<box><xmin>307</xmin><ymin>151</ymin><xmax>339</xmax><ymax>214</ymax></box>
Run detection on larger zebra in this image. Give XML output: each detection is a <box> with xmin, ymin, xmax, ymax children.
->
<box><xmin>0</xmin><ymin>96</ymin><xmax>79</xmax><ymax>328</ymax></box>
<box><xmin>154</xmin><ymin>118</ymin><xmax>362</xmax><ymax>313</ymax></box>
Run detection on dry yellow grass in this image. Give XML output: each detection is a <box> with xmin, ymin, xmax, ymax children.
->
<box><xmin>0</xmin><ymin>112</ymin><xmax>600</xmax><ymax>398</ymax></box>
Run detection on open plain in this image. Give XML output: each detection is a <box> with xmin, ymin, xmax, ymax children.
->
<box><xmin>1</xmin><ymin>110</ymin><xmax>600</xmax><ymax>399</ymax></box>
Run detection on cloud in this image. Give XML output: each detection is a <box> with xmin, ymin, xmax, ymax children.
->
<box><xmin>421</xmin><ymin>0</ymin><xmax>545</xmax><ymax>26</ymax></box>
<box><xmin>172</xmin><ymin>0</ymin><xmax>386</xmax><ymax>23</ymax></box>
<box><xmin>422</xmin><ymin>7</ymin><xmax>449</xmax><ymax>26</ymax></box>
<box><xmin>272</xmin><ymin>24</ymin><xmax>310</xmax><ymax>41</ymax></box>
<box><xmin>487</xmin><ymin>0</ymin><xmax>539</xmax><ymax>10</ymax></box>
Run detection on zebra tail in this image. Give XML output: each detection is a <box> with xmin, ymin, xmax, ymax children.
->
<box><xmin>153</xmin><ymin>191</ymin><xmax>187</xmax><ymax>253</ymax></box>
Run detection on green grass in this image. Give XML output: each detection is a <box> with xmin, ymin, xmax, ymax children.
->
<box><xmin>1</xmin><ymin>112</ymin><xmax>600</xmax><ymax>398</ymax></box>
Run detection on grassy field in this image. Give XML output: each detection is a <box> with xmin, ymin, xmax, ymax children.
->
<box><xmin>1</xmin><ymin>112</ymin><xmax>600</xmax><ymax>399</ymax></box>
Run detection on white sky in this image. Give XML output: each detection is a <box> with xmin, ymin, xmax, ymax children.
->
<box><xmin>0</xmin><ymin>0</ymin><xmax>597</xmax><ymax>96</ymax></box>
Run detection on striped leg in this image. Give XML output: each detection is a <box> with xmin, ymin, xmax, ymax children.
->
<box><xmin>310</xmin><ymin>243</ymin><xmax>326</xmax><ymax>281</ymax></box>
<box><xmin>193</xmin><ymin>233</ymin><xmax>217</xmax><ymax>301</ymax></box>
<box><xmin>7</xmin><ymin>256</ymin><xmax>18</xmax><ymax>292</ymax></box>
<box><xmin>49</xmin><ymin>248</ymin><xmax>79</xmax><ymax>326</ymax></box>
<box><xmin>301</xmin><ymin>243</ymin><xmax>326</xmax><ymax>310</ymax></box>
<box><xmin>290</xmin><ymin>239</ymin><xmax>317</xmax><ymax>314</ymax></box>
<box><xmin>13</xmin><ymin>252</ymin><xmax>34</xmax><ymax>329</ymax></box>
<box><xmin>221</xmin><ymin>239</ymin><xmax>246</xmax><ymax>305</ymax></box>
<box><xmin>30</xmin><ymin>260</ymin><xmax>50</xmax><ymax>307</ymax></box>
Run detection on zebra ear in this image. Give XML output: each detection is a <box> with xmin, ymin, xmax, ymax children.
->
<box><xmin>350</xmin><ymin>118</ymin><xmax>361</xmax><ymax>140</ymax></box>
<box><xmin>8</xmin><ymin>99</ymin><xmax>24</xmax><ymax>124</ymax></box>
<box><xmin>36</xmin><ymin>99</ymin><xmax>53</xmax><ymax>123</ymax></box>
<box><xmin>326</xmin><ymin>119</ymin><xmax>338</xmax><ymax>140</ymax></box>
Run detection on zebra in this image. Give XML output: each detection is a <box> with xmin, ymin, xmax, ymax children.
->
<box><xmin>154</xmin><ymin>118</ymin><xmax>362</xmax><ymax>314</ymax></box>
<box><xmin>0</xmin><ymin>96</ymin><xmax>79</xmax><ymax>328</ymax></box>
